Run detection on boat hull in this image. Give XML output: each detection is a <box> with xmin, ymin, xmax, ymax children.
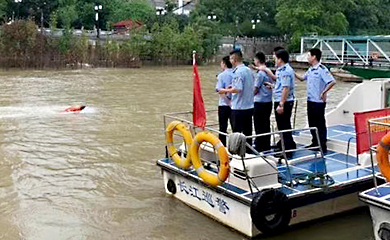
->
<box><xmin>344</xmin><ymin>66</ymin><xmax>390</xmax><ymax>80</ymax></box>
<box><xmin>159</xmin><ymin>160</ymin><xmax>376</xmax><ymax>237</ymax></box>
<box><xmin>162</xmin><ymin>170</ymin><xmax>258</xmax><ymax>237</ymax></box>
<box><xmin>360</xmin><ymin>183</ymin><xmax>390</xmax><ymax>240</ymax></box>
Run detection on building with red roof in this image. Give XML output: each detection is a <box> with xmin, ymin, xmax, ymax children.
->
<box><xmin>113</xmin><ymin>19</ymin><xmax>144</xmax><ymax>34</ymax></box>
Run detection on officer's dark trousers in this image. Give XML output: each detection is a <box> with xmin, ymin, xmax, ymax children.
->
<box><xmin>231</xmin><ymin>108</ymin><xmax>253</xmax><ymax>148</ymax></box>
<box><xmin>274</xmin><ymin>101</ymin><xmax>296</xmax><ymax>150</ymax></box>
<box><xmin>254</xmin><ymin>102</ymin><xmax>272</xmax><ymax>152</ymax></box>
<box><xmin>307</xmin><ymin>101</ymin><xmax>327</xmax><ymax>150</ymax></box>
<box><xmin>218</xmin><ymin>106</ymin><xmax>231</xmax><ymax>146</ymax></box>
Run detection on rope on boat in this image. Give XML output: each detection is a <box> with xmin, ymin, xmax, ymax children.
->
<box><xmin>228</xmin><ymin>132</ymin><xmax>247</xmax><ymax>158</ymax></box>
<box><xmin>281</xmin><ymin>172</ymin><xmax>335</xmax><ymax>188</ymax></box>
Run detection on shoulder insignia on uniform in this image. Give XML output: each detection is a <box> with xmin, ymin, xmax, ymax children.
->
<box><xmin>319</xmin><ymin>65</ymin><xmax>326</xmax><ymax>70</ymax></box>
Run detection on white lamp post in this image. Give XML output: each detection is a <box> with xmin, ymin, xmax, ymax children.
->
<box><xmin>13</xmin><ymin>0</ymin><xmax>22</xmax><ymax>21</ymax></box>
<box><xmin>251</xmin><ymin>18</ymin><xmax>260</xmax><ymax>30</ymax></box>
<box><xmin>94</xmin><ymin>4</ymin><xmax>103</xmax><ymax>38</ymax></box>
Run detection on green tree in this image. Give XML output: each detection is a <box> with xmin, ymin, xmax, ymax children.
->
<box><xmin>176</xmin><ymin>25</ymin><xmax>202</xmax><ymax>62</ymax></box>
<box><xmin>0</xmin><ymin>20</ymin><xmax>39</xmax><ymax>67</ymax></box>
<box><xmin>0</xmin><ymin>0</ymin><xmax>7</xmax><ymax>22</ymax></box>
<box><xmin>109</xmin><ymin>0</ymin><xmax>154</xmax><ymax>23</ymax></box>
<box><xmin>346</xmin><ymin>0</ymin><xmax>390</xmax><ymax>34</ymax></box>
<box><xmin>190</xmin><ymin>16</ymin><xmax>221</xmax><ymax>61</ymax></box>
<box><xmin>275</xmin><ymin>0</ymin><xmax>350</xmax><ymax>51</ymax></box>
<box><xmin>150</xmin><ymin>21</ymin><xmax>180</xmax><ymax>62</ymax></box>
<box><xmin>58</xmin><ymin>4</ymin><xmax>78</xmax><ymax>29</ymax></box>
<box><xmin>191</xmin><ymin>0</ymin><xmax>279</xmax><ymax>37</ymax></box>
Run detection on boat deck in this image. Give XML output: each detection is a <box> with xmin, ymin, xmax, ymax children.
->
<box><xmin>159</xmin><ymin>124</ymin><xmax>380</xmax><ymax>202</ymax></box>
<box><xmin>360</xmin><ymin>183</ymin><xmax>390</xmax><ymax>209</ymax></box>
<box><xmin>296</xmin><ymin>124</ymin><xmax>356</xmax><ymax>144</ymax></box>
<box><xmin>363</xmin><ymin>183</ymin><xmax>390</xmax><ymax>200</ymax></box>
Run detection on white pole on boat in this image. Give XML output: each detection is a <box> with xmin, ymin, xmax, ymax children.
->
<box><xmin>367</xmin><ymin>121</ymin><xmax>379</xmax><ymax>193</ymax></box>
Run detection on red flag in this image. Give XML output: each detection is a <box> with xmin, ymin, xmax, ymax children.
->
<box><xmin>192</xmin><ymin>52</ymin><xmax>206</xmax><ymax>129</ymax></box>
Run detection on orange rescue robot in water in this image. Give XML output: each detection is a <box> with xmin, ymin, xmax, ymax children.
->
<box><xmin>64</xmin><ymin>105</ymin><xmax>86</xmax><ymax>112</ymax></box>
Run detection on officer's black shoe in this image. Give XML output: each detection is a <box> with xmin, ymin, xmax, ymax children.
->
<box><xmin>304</xmin><ymin>143</ymin><xmax>319</xmax><ymax>149</ymax></box>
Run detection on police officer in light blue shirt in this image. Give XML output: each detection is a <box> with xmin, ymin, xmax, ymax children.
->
<box><xmin>219</xmin><ymin>49</ymin><xmax>254</xmax><ymax>150</ymax></box>
<box><xmin>261</xmin><ymin>49</ymin><xmax>297</xmax><ymax>155</ymax></box>
<box><xmin>230</xmin><ymin>65</ymin><xmax>254</xmax><ymax>111</ymax></box>
<box><xmin>215</xmin><ymin>56</ymin><xmax>233</xmax><ymax>146</ymax></box>
<box><xmin>252</xmin><ymin>52</ymin><xmax>273</xmax><ymax>152</ymax></box>
<box><xmin>296</xmin><ymin>48</ymin><xmax>336</xmax><ymax>152</ymax></box>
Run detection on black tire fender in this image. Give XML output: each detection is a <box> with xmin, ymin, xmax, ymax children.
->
<box><xmin>379</xmin><ymin>222</ymin><xmax>390</xmax><ymax>240</ymax></box>
<box><xmin>250</xmin><ymin>188</ymin><xmax>291</xmax><ymax>235</ymax></box>
<box><xmin>167</xmin><ymin>179</ymin><xmax>176</xmax><ymax>194</ymax></box>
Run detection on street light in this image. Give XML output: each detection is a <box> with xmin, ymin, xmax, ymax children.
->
<box><xmin>207</xmin><ymin>13</ymin><xmax>217</xmax><ymax>21</ymax></box>
<box><xmin>13</xmin><ymin>0</ymin><xmax>22</xmax><ymax>22</ymax></box>
<box><xmin>156</xmin><ymin>7</ymin><xmax>165</xmax><ymax>24</ymax></box>
<box><xmin>251</xmin><ymin>18</ymin><xmax>260</xmax><ymax>30</ymax></box>
<box><xmin>156</xmin><ymin>7</ymin><xmax>165</xmax><ymax>16</ymax></box>
<box><xmin>94</xmin><ymin>4</ymin><xmax>103</xmax><ymax>38</ymax></box>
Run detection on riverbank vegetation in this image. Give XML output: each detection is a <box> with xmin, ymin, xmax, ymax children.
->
<box><xmin>0</xmin><ymin>0</ymin><xmax>221</xmax><ymax>68</ymax></box>
<box><xmin>0</xmin><ymin>18</ymin><xmax>219</xmax><ymax>68</ymax></box>
<box><xmin>0</xmin><ymin>0</ymin><xmax>389</xmax><ymax>68</ymax></box>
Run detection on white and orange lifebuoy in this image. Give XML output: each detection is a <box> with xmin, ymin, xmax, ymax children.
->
<box><xmin>165</xmin><ymin>121</ymin><xmax>230</xmax><ymax>186</ymax></box>
<box><xmin>190</xmin><ymin>131</ymin><xmax>229</xmax><ymax>187</ymax></box>
<box><xmin>377</xmin><ymin>133</ymin><xmax>390</xmax><ymax>181</ymax></box>
<box><xmin>166</xmin><ymin>121</ymin><xmax>193</xmax><ymax>169</ymax></box>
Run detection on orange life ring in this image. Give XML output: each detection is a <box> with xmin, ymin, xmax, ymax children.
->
<box><xmin>377</xmin><ymin>133</ymin><xmax>390</xmax><ymax>181</ymax></box>
<box><xmin>190</xmin><ymin>131</ymin><xmax>229</xmax><ymax>186</ymax></box>
<box><xmin>166</xmin><ymin>121</ymin><xmax>193</xmax><ymax>169</ymax></box>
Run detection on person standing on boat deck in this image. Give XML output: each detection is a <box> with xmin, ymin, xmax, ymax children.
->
<box><xmin>251</xmin><ymin>52</ymin><xmax>273</xmax><ymax>152</ymax></box>
<box><xmin>256</xmin><ymin>46</ymin><xmax>284</xmax><ymax>81</ymax></box>
<box><xmin>272</xmin><ymin>46</ymin><xmax>284</xmax><ymax>65</ymax></box>
<box><xmin>261</xmin><ymin>49</ymin><xmax>297</xmax><ymax>155</ymax></box>
<box><xmin>218</xmin><ymin>49</ymin><xmax>254</xmax><ymax>150</ymax></box>
<box><xmin>215</xmin><ymin>56</ymin><xmax>233</xmax><ymax>146</ymax></box>
<box><xmin>295</xmin><ymin>48</ymin><xmax>336</xmax><ymax>153</ymax></box>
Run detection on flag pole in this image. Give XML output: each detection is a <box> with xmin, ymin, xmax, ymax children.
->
<box><xmin>192</xmin><ymin>50</ymin><xmax>196</xmax><ymax>65</ymax></box>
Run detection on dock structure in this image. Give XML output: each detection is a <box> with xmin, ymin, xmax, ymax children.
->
<box><xmin>300</xmin><ymin>35</ymin><xmax>390</xmax><ymax>66</ymax></box>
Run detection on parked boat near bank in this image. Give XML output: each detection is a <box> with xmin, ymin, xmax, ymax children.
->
<box><xmin>157</xmin><ymin>79</ymin><xmax>390</xmax><ymax>237</ymax></box>
<box><xmin>343</xmin><ymin>65</ymin><xmax>390</xmax><ymax>80</ymax></box>
<box><xmin>330</xmin><ymin>67</ymin><xmax>363</xmax><ymax>83</ymax></box>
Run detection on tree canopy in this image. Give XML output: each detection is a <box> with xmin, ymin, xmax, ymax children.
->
<box><xmin>192</xmin><ymin>0</ymin><xmax>390</xmax><ymax>50</ymax></box>
<box><xmin>0</xmin><ymin>0</ymin><xmax>390</xmax><ymax>52</ymax></box>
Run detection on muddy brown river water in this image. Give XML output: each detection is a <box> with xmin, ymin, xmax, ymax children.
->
<box><xmin>0</xmin><ymin>66</ymin><xmax>373</xmax><ymax>239</ymax></box>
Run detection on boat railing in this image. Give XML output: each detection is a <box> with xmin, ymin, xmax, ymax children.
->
<box><xmin>164</xmin><ymin>101</ymin><xmax>301</xmax><ymax>145</ymax></box>
<box><xmin>165</xmin><ymin>97</ymin><xmax>301</xmax><ymax>135</ymax></box>
<box><xmin>367</xmin><ymin>116</ymin><xmax>390</xmax><ymax>192</ymax></box>
<box><xmin>163</xmin><ymin>110</ymin><xmax>325</xmax><ymax>192</ymax></box>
